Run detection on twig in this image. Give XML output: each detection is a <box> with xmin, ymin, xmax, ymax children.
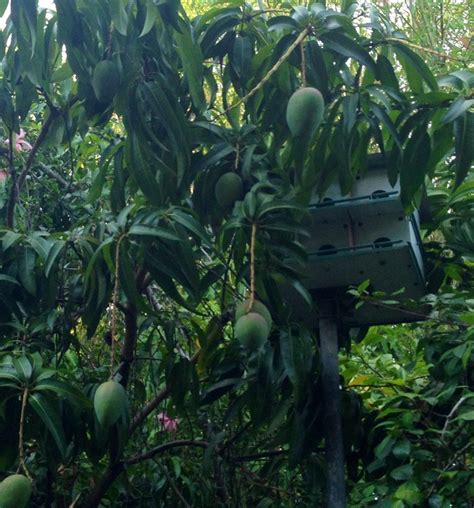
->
<box><xmin>218</xmin><ymin>28</ymin><xmax>309</xmax><ymax>117</ymax></box>
<box><xmin>7</xmin><ymin>108</ymin><xmax>61</xmax><ymax>227</ymax></box>
<box><xmin>385</xmin><ymin>38</ymin><xmax>467</xmax><ymax>63</ymax></box>
<box><xmin>69</xmin><ymin>492</ymin><xmax>82</xmax><ymax>508</ymax></box>
<box><xmin>359</xmin><ymin>296</ymin><xmax>469</xmax><ymax>329</ymax></box>
<box><xmin>441</xmin><ymin>396</ymin><xmax>467</xmax><ymax>441</ymax></box>
<box><xmin>231</xmin><ymin>449</ymin><xmax>288</xmax><ymax>462</ymax></box>
<box><xmin>300</xmin><ymin>41</ymin><xmax>306</xmax><ymax>87</ymax></box>
<box><xmin>426</xmin><ymin>440</ymin><xmax>473</xmax><ymax>498</ymax></box>
<box><xmin>37</xmin><ymin>162</ymin><xmax>73</xmax><ymax>189</ymax></box>
<box><xmin>18</xmin><ymin>388</ymin><xmax>32</xmax><ymax>480</ymax></box>
<box><xmin>129</xmin><ymin>350</ymin><xmax>200</xmax><ymax>433</ymax></box>
<box><xmin>126</xmin><ymin>440</ymin><xmax>209</xmax><ymax>466</ymax></box>
<box><xmin>162</xmin><ymin>465</ymin><xmax>192</xmax><ymax>508</ymax></box>
<box><xmin>110</xmin><ymin>234</ymin><xmax>125</xmax><ymax>377</ymax></box>
<box><xmin>248</xmin><ymin>223</ymin><xmax>257</xmax><ymax>311</ymax></box>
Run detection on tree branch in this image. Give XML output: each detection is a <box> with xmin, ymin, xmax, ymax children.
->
<box><xmin>129</xmin><ymin>349</ymin><xmax>200</xmax><ymax>434</ymax></box>
<box><xmin>6</xmin><ymin>108</ymin><xmax>61</xmax><ymax>227</ymax></box>
<box><xmin>441</xmin><ymin>396</ymin><xmax>467</xmax><ymax>441</ymax></box>
<box><xmin>126</xmin><ymin>440</ymin><xmax>209</xmax><ymax>465</ymax></box>
<box><xmin>218</xmin><ymin>28</ymin><xmax>309</xmax><ymax>117</ymax></box>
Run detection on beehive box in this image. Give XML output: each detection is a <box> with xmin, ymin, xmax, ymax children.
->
<box><xmin>298</xmin><ymin>157</ymin><xmax>426</xmax><ymax>326</ymax></box>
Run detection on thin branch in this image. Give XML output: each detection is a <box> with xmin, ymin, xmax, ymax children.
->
<box><xmin>441</xmin><ymin>396</ymin><xmax>467</xmax><ymax>441</ymax></box>
<box><xmin>248</xmin><ymin>223</ymin><xmax>257</xmax><ymax>311</ymax></box>
<box><xmin>359</xmin><ymin>296</ymin><xmax>469</xmax><ymax>329</ymax></box>
<box><xmin>37</xmin><ymin>162</ymin><xmax>73</xmax><ymax>189</ymax></box>
<box><xmin>129</xmin><ymin>350</ymin><xmax>200</xmax><ymax>433</ymax></box>
<box><xmin>385</xmin><ymin>37</ymin><xmax>467</xmax><ymax>63</ymax></box>
<box><xmin>110</xmin><ymin>234</ymin><xmax>125</xmax><ymax>377</ymax></box>
<box><xmin>218</xmin><ymin>28</ymin><xmax>309</xmax><ymax>117</ymax></box>
<box><xmin>300</xmin><ymin>41</ymin><xmax>306</xmax><ymax>87</ymax></box>
<box><xmin>18</xmin><ymin>388</ymin><xmax>32</xmax><ymax>480</ymax></box>
<box><xmin>126</xmin><ymin>440</ymin><xmax>209</xmax><ymax>466</ymax></box>
<box><xmin>162</xmin><ymin>465</ymin><xmax>192</xmax><ymax>508</ymax></box>
<box><xmin>230</xmin><ymin>449</ymin><xmax>288</xmax><ymax>462</ymax></box>
<box><xmin>426</xmin><ymin>440</ymin><xmax>473</xmax><ymax>498</ymax></box>
<box><xmin>7</xmin><ymin>108</ymin><xmax>61</xmax><ymax>227</ymax></box>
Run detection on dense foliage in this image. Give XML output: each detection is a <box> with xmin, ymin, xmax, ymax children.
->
<box><xmin>0</xmin><ymin>0</ymin><xmax>472</xmax><ymax>506</ymax></box>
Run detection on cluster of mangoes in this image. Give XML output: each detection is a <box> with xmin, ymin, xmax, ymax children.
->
<box><xmin>214</xmin><ymin>87</ymin><xmax>324</xmax><ymax>210</ymax></box>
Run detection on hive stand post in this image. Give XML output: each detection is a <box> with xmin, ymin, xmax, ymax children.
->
<box><xmin>318</xmin><ymin>298</ymin><xmax>346</xmax><ymax>508</ymax></box>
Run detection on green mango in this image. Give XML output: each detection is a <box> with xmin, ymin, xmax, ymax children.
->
<box><xmin>235</xmin><ymin>299</ymin><xmax>272</xmax><ymax>332</ymax></box>
<box><xmin>286</xmin><ymin>87</ymin><xmax>324</xmax><ymax>138</ymax></box>
<box><xmin>235</xmin><ymin>312</ymin><xmax>269</xmax><ymax>349</ymax></box>
<box><xmin>94</xmin><ymin>380</ymin><xmax>128</xmax><ymax>428</ymax></box>
<box><xmin>92</xmin><ymin>60</ymin><xmax>121</xmax><ymax>103</ymax></box>
<box><xmin>215</xmin><ymin>172</ymin><xmax>244</xmax><ymax>208</ymax></box>
<box><xmin>0</xmin><ymin>474</ymin><xmax>32</xmax><ymax>508</ymax></box>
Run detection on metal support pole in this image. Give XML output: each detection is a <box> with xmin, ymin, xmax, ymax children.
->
<box><xmin>319</xmin><ymin>299</ymin><xmax>346</xmax><ymax>508</ymax></box>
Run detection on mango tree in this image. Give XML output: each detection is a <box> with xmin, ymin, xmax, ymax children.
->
<box><xmin>0</xmin><ymin>0</ymin><xmax>472</xmax><ymax>506</ymax></box>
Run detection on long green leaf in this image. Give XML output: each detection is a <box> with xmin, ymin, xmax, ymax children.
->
<box><xmin>45</xmin><ymin>240</ymin><xmax>66</xmax><ymax>278</ymax></box>
<box><xmin>0</xmin><ymin>275</ymin><xmax>20</xmax><ymax>286</ymax></box>
<box><xmin>454</xmin><ymin>111</ymin><xmax>474</xmax><ymax>188</ymax></box>
<box><xmin>392</xmin><ymin>43</ymin><xmax>438</xmax><ymax>91</ymax></box>
<box><xmin>29</xmin><ymin>393</ymin><xmax>67</xmax><ymax>458</ymax></box>
<box><xmin>128</xmin><ymin>225</ymin><xmax>182</xmax><ymax>241</ymax></box>
<box><xmin>12</xmin><ymin>357</ymin><xmax>33</xmax><ymax>383</ymax></box>
<box><xmin>18</xmin><ymin>246</ymin><xmax>36</xmax><ymax>296</ymax></box>
<box><xmin>442</xmin><ymin>98</ymin><xmax>474</xmax><ymax>124</ymax></box>
<box><xmin>175</xmin><ymin>19</ymin><xmax>205</xmax><ymax>110</ymax></box>
<box><xmin>321</xmin><ymin>31</ymin><xmax>377</xmax><ymax>73</ymax></box>
<box><xmin>34</xmin><ymin>379</ymin><xmax>91</xmax><ymax>407</ymax></box>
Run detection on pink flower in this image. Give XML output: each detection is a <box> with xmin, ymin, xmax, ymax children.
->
<box><xmin>157</xmin><ymin>411</ymin><xmax>179</xmax><ymax>432</ymax></box>
<box><xmin>15</xmin><ymin>129</ymin><xmax>33</xmax><ymax>152</ymax></box>
<box><xmin>0</xmin><ymin>170</ymin><xmax>8</xmax><ymax>181</ymax></box>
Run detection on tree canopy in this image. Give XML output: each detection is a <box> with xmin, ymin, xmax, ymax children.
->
<box><xmin>0</xmin><ymin>0</ymin><xmax>472</xmax><ymax>506</ymax></box>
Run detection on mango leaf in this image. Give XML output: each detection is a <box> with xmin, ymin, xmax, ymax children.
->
<box><xmin>128</xmin><ymin>136</ymin><xmax>163</xmax><ymax>206</ymax></box>
<box><xmin>392</xmin><ymin>43</ymin><xmax>438</xmax><ymax>91</ymax></box>
<box><xmin>175</xmin><ymin>18</ymin><xmax>205</xmax><ymax>110</ymax></box>
<box><xmin>400</xmin><ymin>126</ymin><xmax>431</xmax><ymax>206</ymax></box>
<box><xmin>45</xmin><ymin>240</ymin><xmax>66</xmax><ymax>278</ymax></box>
<box><xmin>453</xmin><ymin>111</ymin><xmax>474</xmax><ymax>188</ymax></box>
<box><xmin>128</xmin><ymin>225</ymin><xmax>181</xmax><ymax>242</ymax></box>
<box><xmin>232</xmin><ymin>34</ymin><xmax>252</xmax><ymax>84</ymax></box>
<box><xmin>267</xmin><ymin>16</ymin><xmax>299</xmax><ymax>31</ymax></box>
<box><xmin>321</xmin><ymin>31</ymin><xmax>377</xmax><ymax>74</ymax></box>
<box><xmin>0</xmin><ymin>275</ymin><xmax>20</xmax><ymax>286</ymax></box>
<box><xmin>12</xmin><ymin>357</ymin><xmax>33</xmax><ymax>383</ymax></box>
<box><xmin>442</xmin><ymin>98</ymin><xmax>474</xmax><ymax>124</ymax></box>
<box><xmin>139</xmin><ymin>0</ymin><xmax>158</xmax><ymax>37</ymax></box>
<box><xmin>18</xmin><ymin>246</ymin><xmax>37</xmax><ymax>296</ymax></box>
<box><xmin>280</xmin><ymin>330</ymin><xmax>312</xmax><ymax>400</ymax></box>
<box><xmin>169</xmin><ymin>209</ymin><xmax>211</xmax><ymax>247</ymax></box>
<box><xmin>29</xmin><ymin>393</ymin><xmax>67</xmax><ymax>458</ymax></box>
<box><xmin>34</xmin><ymin>379</ymin><xmax>91</xmax><ymax>407</ymax></box>
<box><xmin>2</xmin><ymin>231</ymin><xmax>22</xmax><ymax>251</ymax></box>
<box><xmin>109</xmin><ymin>0</ymin><xmax>128</xmax><ymax>36</ymax></box>
<box><xmin>0</xmin><ymin>0</ymin><xmax>7</xmax><ymax>17</ymax></box>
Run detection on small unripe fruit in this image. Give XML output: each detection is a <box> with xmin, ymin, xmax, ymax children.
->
<box><xmin>215</xmin><ymin>172</ymin><xmax>244</xmax><ymax>208</ymax></box>
<box><xmin>92</xmin><ymin>60</ymin><xmax>121</xmax><ymax>103</ymax></box>
<box><xmin>94</xmin><ymin>380</ymin><xmax>128</xmax><ymax>428</ymax></box>
<box><xmin>286</xmin><ymin>87</ymin><xmax>324</xmax><ymax>138</ymax></box>
<box><xmin>235</xmin><ymin>299</ymin><xmax>272</xmax><ymax>332</ymax></box>
<box><xmin>235</xmin><ymin>312</ymin><xmax>269</xmax><ymax>349</ymax></box>
<box><xmin>0</xmin><ymin>474</ymin><xmax>32</xmax><ymax>508</ymax></box>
